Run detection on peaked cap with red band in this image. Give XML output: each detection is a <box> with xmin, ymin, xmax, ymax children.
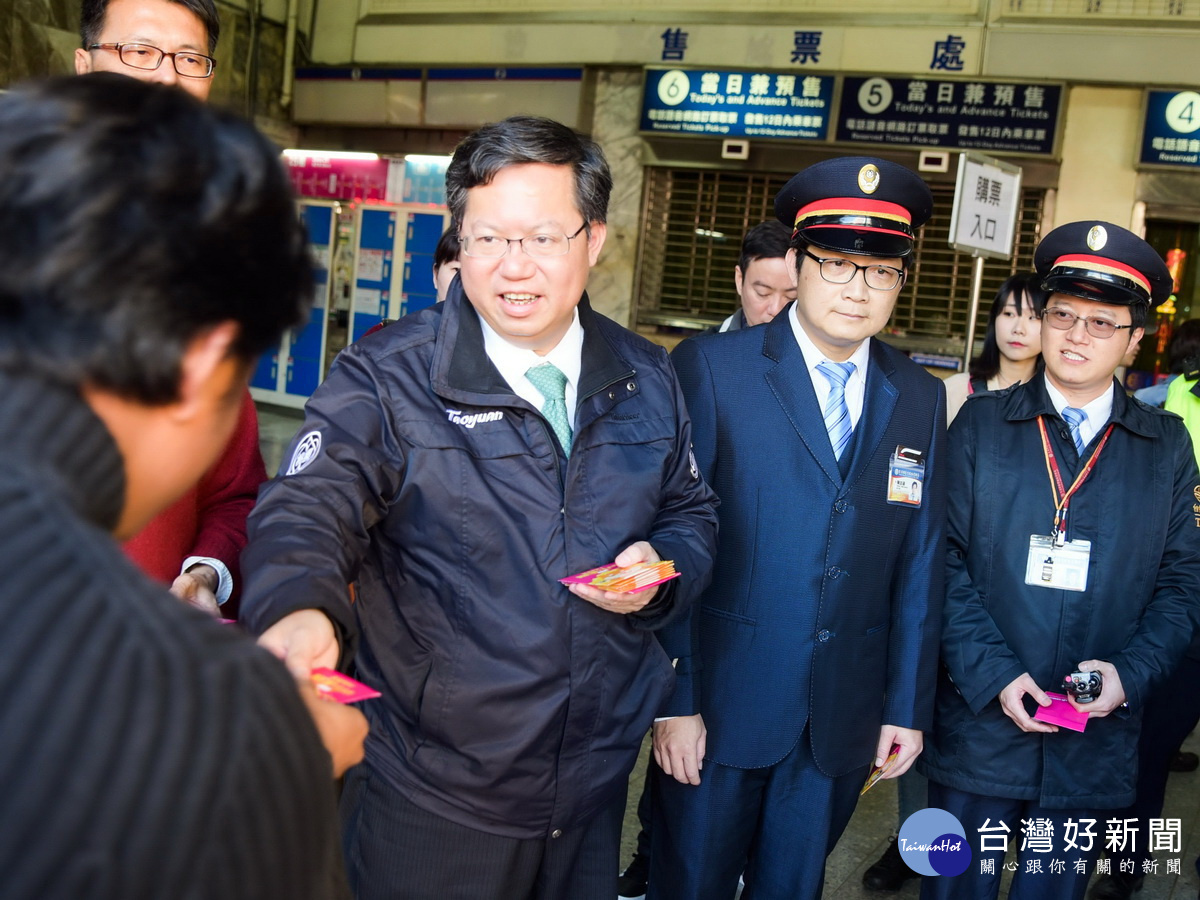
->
<box><xmin>1035</xmin><ymin>220</ymin><xmax>1171</xmax><ymax>307</ymax></box>
<box><xmin>773</xmin><ymin>156</ymin><xmax>933</xmax><ymax>259</ymax></box>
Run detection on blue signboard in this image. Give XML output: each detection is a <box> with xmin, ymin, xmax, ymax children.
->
<box><xmin>1140</xmin><ymin>89</ymin><xmax>1200</xmax><ymax>169</ymax></box>
<box><xmin>835</xmin><ymin>76</ymin><xmax>1061</xmax><ymax>157</ymax></box>
<box><xmin>640</xmin><ymin>68</ymin><xmax>834</xmax><ymax>141</ymax></box>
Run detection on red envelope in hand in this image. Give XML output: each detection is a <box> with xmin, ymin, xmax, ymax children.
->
<box><xmin>311</xmin><ymin>667</ymin><xmax>381</xmax><ymax>703</ymax></box>
<box><xmin>1033</xmin><ymin>692</ymin><xmax>1089</xmax><ymax>732</ymax></box>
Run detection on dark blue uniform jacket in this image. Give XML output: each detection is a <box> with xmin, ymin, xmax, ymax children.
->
<box><xmin>663</xmin><ymin>309</ymin><xmax>947</xmax><ymax>777</ymax></box>
<box><xmin>920</xmin><ymin>379</ymin><xmax>1200</xmax><ymax>809</ymax></box>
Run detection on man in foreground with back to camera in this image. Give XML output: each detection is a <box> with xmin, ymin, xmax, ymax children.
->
<box><xmin>0</xmin><ymin>74</ymin><xmax>362</xmax><ymax>898</ymax></box>
<box><xmin>919</xmin><ymin>221</ymin><xmax>1200</xmax><ymax>900</ymax></box>
<box><xmin>651</xmin><ymin>157</ymin><xmax>947</xmax><ymax>900</ymax></box>
<box><xmin>240</xmin><ymin>115</ymin><xmax>719</xmax><ymax>900</ymax></box>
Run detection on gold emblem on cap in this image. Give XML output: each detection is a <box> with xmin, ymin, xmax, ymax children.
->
<box><xmin>1087</xmin><ymin>225</ymin><xmax>1108</xmax><ymax>252</ymax></box>
<box><xmin>858</xmin><ymin>164</ymin><xmax>880</xmax><ymax>195</ymax></box>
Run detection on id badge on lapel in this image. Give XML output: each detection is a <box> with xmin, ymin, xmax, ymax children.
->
<box><xmin>1024</xmin><ymin>534</ymin><xmax>1091</xmax><ymax>592</ymax></box>
<box><xmin>886</xmin><ymin>445</ymin><xmax>925</xmax><ymax>507</ymax></box>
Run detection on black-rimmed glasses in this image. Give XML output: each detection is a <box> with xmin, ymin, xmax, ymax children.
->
<box><xmin>801</xmin><ymin>249</ymin><xmax>905</xmax><ymax>292</ymax></box>
<box><xmin>89</xmin><ymin>42</ymin><xmax>216</xmax><ymax>79</ymax></box>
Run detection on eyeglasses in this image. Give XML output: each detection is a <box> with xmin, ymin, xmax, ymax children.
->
<box><xmin>89</xmin><ymin>42</ymin><xmax>216</xmax><ymax>79</ymax></box>
<box><xmin>460</xmin><ymin>223</ymin><xmax>588</xmax><ymax>259</ymax></box>
<box><xmin>1041</xmin><ymin>306</ymin><xmax>1134</xmax><ymax>339</ymax></box>
<box><xmin>801</xmin><ymin>249</ymin><xmax>905</xmax><ymax>292</ymax></box>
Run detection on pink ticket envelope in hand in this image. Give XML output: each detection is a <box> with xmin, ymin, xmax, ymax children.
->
<box><xmin>311</xmin><ymin>667</ymin><xmax>382</xmax><ymax>703</ymax></box>
<box><xmin>560</xmin><ymin>561</ymin><xmax>680</xmax><ymax>593</ymax></box>
<box><xmin>1033</xmin><ymin>692</ymin><xmax>1089</xmax><ymax>732</ymax></box>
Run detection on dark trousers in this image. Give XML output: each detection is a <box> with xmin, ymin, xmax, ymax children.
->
<box><xmin>920</xmin><ymin>783</ymin><xmax>1101</xmax><ymax>900</ymax></box>
<box><xmin>1109</xmin><ymin>655</ymin><xmax>1200</xmax><ymax>871</ymax></box>
<box><xmin>632</xmin><ymin>752</ymin><xmax>653</xmax><ymax>859</ymax></box>
<box><xmin>648</xmin><ymin>730</ymin><xmax>868</xmax><ymax>900</ymax></box>
<box><xmin>339</xmin><ymin>762</ymin><xmax>624</xmax><ymax>900</ymax></box>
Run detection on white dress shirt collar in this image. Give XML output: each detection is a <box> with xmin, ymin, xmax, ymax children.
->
<box><xmin>478</xmin><ymin>309</ymin><xmax>584</xmax><ymax>419</ymax></box>
<box><xmin>789</xmin><ymin>304</ymin><xmax>871</xmax><ymax>429</ymax></box>
<box><xmin>1042</xmin><ymin>375</ymin><xmax>1114</xmax><ymax>450</ymax></box>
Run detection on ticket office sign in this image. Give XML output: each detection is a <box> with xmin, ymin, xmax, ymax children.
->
<box><xmin>640</xmin><ymin>67</ymin><xmax>834</xmax><ymax>141</ymax></box>
<box><xmin>835</xmin><ymin>76</ymin><xmax>1062</xmax><ymax>157</ymax></box>
<box><xmin>1140</xmin><ymin>89</ymin><xmax>1200</xmax><ymax>170</ymax></box>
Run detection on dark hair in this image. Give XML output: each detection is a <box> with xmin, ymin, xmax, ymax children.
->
<box><xmin>433</xmin><ymin>228</ymin><xmax>460</xmax><ymax>270</ymax></box>
<box><xmin>1128</xmin><ymin>302</ymin><xmax>1148</xmax><ymax>331</ymax></box>
<box><xmin>0</xmin><ymin>74</ymin><xmax>310</xmax><ymax>403</ymax></box>
<box><xmin>445</xmin><ymin>115</ymin><xmax>612</xmax><ymax>230</ymax></box>
<box><xmin>738</xmin><ymin>220</ymin><xmax>791</xmax><ymax>272</ymax></box>
<box><xmin>81</xmin><ymin>0</ymin><xmax>220</xmax><ymax>54</ymax></box>
<box><xmin>969</xmin><ymin>272</ymin><xmax>1050</xmax><ymax>381</ymax></box>
<box><xmin>1168</xmin><ymin>319</ymin><xmax>1200</xmax><ymax>375</ymax></box>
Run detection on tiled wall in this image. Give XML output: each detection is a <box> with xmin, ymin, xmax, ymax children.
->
<box><xmin>588</xmin><ymin>67</ymin><xmax>645</xmax><ymax>328</ymax></box>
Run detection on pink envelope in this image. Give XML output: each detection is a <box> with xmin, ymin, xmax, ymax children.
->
<box><xmin>1033</xmin><ymin>692</ymin><xmax>1089</xmax><ymax>732</ymax></box>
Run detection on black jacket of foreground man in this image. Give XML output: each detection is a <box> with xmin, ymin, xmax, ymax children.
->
<box><xmin>0</xmin><ymin>371</ymin><xmax>342</xmax><ymax>899</ymax></box>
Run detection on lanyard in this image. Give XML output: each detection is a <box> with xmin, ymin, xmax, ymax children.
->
<box><xmin>1036</xmin><ymin>415</ymin><xmax>1114</xmax><ymax>545</ymax></box>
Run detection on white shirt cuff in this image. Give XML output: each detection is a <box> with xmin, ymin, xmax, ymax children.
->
<box><xmin>181</xmin><ymin>556</ymin><xmax>233</xmax><ymax>606</ymax></box>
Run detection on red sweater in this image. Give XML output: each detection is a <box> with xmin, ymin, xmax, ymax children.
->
<box><xmin>123</xmin><ymin>391</ymin><xmax>267</xmax><ymax>616</ymax></box>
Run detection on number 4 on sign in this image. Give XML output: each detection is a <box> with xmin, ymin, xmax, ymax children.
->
<box><xmin>1166</xmin><ymin>92</ymin><xmax>1200</xmax><ymax>135</ymax></box>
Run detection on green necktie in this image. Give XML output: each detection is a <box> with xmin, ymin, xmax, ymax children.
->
<box><xmin>526</xmin><ymin>362</ymin><xmax>573</xmax><ymax>456</ymax></box>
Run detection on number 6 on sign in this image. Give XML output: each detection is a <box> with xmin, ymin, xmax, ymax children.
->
<box><xmin>657</xmin><ymin>70</ymin><xmax>690</xmax><ymax>106</ymax></box>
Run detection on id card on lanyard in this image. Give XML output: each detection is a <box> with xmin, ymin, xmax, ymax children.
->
<box><xmin>1023</xmin><ymin>416</ymin><xmax>1114</xmax><ymax>593</ymax></box>
<box><xmin>887</xmin><ymin>445</ymin><xmax>926</xmax><ymax>507</ymax></box>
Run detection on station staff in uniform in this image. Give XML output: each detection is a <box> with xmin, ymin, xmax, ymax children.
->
<box><xmin>919</xmin><ymin>221</ymin><xmax>1200</xmax><ymax>900</ymax></box>
<box><xmin>651</xmin><ymin>157</ymin><xmax>947</xmax><ymax>900</ymax></box>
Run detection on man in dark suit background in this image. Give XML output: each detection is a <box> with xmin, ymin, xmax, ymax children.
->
<box><xmin>650</xmin><ymin>157</ymin><xmax>948</xmax><ymax>900</ymax></box>
<box><xmin>711</xmin><ymin>220</ymin><xmax>797</xmax><ymax>334</ymax></box>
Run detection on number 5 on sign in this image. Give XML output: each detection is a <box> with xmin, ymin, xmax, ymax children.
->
<box><xmin>857</xmin><ymin>77</ymin><xmax>893</xmax><ymax>115</ymax></box>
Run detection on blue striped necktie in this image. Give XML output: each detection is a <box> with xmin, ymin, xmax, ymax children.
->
<box><xmin>817</xmin><ymin>360</ymin><xmax>856</xmax><ymax>460</ymax></box>
<box><xmin>1062</xmin><ymin>406</ymin><xmax>1087</xmax><ymax>456</ymax></box>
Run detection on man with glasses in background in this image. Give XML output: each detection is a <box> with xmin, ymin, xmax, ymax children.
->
<box><xmin>240</xmin><ymin>115</ymin><xmax>718</xmax><ymax>900</ymax></box>
<box><xmin>711</xmin><ymin>220</ymin><xmax>797</xmax><ymax>333</ymax></box>
<box><xmin>76</xmin><ymin>0</ymin><xmax>216</xmax><ymax>102</ymax></box>
<box><xmin>651</xmin><ymin>157</ymin><xmax>947</xmax><ymax>899</ymax></box>
<box><xmin>75</xmin><ymin>0</ymin><xmax>270</xmax><ymax>620</ymax></box>
<box><xmin>918</xmin><ymin>221</ymin><xmax>1200</xmax><ymax>900</ymax></box>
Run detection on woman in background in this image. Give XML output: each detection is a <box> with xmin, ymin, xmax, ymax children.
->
<box><xmin>943</xmin><ymin>272</ymin><xmax>1048</xmax><ymax>423</ymax></box>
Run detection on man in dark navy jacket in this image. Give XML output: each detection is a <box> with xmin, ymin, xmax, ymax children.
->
<box><xmin>651</xmin><ymin>157</ymin><xmax>947</xmax><ymax>899</ymax></box>
<box><xmin>241</xmin><ymin>116</ymin><xmax>718</xmax><ymax>900</ymax></box>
